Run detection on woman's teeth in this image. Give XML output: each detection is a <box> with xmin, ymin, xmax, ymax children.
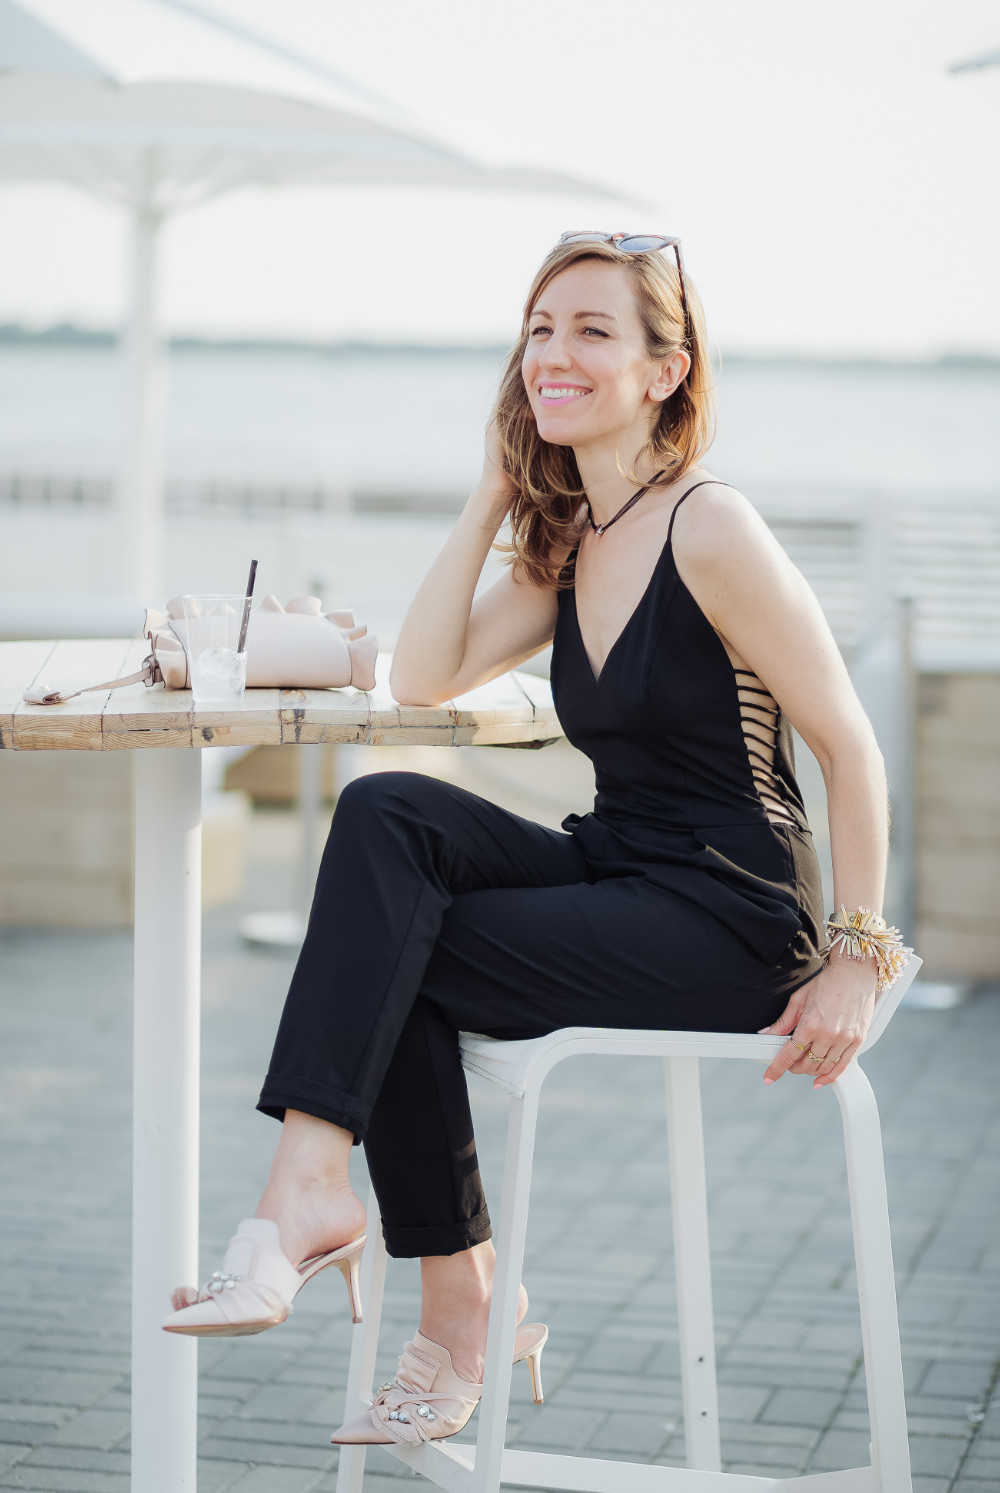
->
<box><xmin>539</xmin><ymin>386</ymin><xmax>590</xmax><ymax>400</ymax></box>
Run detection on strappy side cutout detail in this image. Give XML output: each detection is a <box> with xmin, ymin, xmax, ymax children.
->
<box><xmin>733</xmin><ymin>670</ymin><xmax>797</xmax><ymax>826</ymax></box>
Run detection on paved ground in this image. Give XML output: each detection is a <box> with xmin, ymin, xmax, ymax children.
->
<box><xmin>0</xmin><ymin>809</ymin><xmax>998</xmax><ymax>1493</ymax></box>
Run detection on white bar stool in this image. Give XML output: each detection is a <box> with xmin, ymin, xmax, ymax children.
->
<box><xmin>337</xmin><ymin>955</ymin><xmax>920</xmax><ymax>1493</ymax></box>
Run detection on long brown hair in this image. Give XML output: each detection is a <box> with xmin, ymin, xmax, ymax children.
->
<box><xmin>494</xmin><ymin>239</ymin><xmax>715</xmax><ymax>588</ymax></box>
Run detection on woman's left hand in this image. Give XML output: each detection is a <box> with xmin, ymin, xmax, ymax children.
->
<box><xmin>758</xmin><ymin>958</ymin><xmax>878</xmax><ymax>1088</ymax></box>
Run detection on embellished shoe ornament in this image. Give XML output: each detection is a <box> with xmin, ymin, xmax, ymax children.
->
<box><xmin>330</xmin><ymin>1324</ymin><xmax>548</xmax><ymax>1446</ymax></box>
<box><xmin>162</xmin><ymin>1218</ymin><xmax>365</xmax><ymax>1338</ymax></box>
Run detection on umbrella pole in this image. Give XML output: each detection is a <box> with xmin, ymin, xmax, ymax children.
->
<box><xmin>120</xmin><ymin>192</ymin><xmax>166</xmax><ymax>600</ymax></box>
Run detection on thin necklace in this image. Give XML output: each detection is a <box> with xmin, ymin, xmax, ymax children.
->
<box><xmin>586</xmin><ymin>470</ymin><xmax>666</xmax><ymax>536</ymax></box>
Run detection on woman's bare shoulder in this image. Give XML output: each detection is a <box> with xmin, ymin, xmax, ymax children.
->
<box><xmin>672</xmin><ymin>476</ymin><xmax>782</xmax><ymax>570</ymax></box>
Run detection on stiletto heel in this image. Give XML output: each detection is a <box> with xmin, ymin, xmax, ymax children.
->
<box><xmin>162</xmin><ymin>1219</ymin><xmax>366</xmax><ymax>1338</ymax></box>
<box><xmin>334</xmin><ymin>1243</ymin><xmax>365</xmax><ymax>1324</ymax></box>
<box><xmin>524</xmin><ymin>1340</ymin><xmax>545</xmax><ymax>1404</ymax></box>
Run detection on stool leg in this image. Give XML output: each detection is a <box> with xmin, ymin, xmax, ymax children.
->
<box><xmin>664</xmin><ymin>1057</ymin><xmax>721</xmax><ymax>1471</ymax></box>
<box><xmin>473</xmin><ymin>1087</ymin><xmax>542</xmax><ymax>1493</ymax></box>
<box><xmin>336</xmin><ymin>1183</ymin><xmax>388</xmax><ymax>1493</ymax></box>
<box><xmin>834</xmin><ymin>1062</ymin><xmax>912</xmax><ymax>1493</ymax></box>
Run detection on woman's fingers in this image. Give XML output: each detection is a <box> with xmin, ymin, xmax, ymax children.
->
<box><xmin>757</xmin><ymin>990</ymin><xmax>806</xmax><ymax>1037</ymax></box>
<box><xmin>812</xmin><ymin>1040</ymin><xmax>861</xmax><ymax>1088</ymax></box>
<box><xmin>763</xmin><ymin>1037</ymin><xmax>812</xmax><ymax>1084</ymax></box>
<box><xmin>764</xmin><ymin>1032</ymin><xmax>862</xmax><ymax>1087</ymax></box>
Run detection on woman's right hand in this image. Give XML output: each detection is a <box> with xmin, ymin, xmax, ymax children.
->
<box><xmin>473</xmin><ymin>420</ymin><xmax>516</xmax><ymax>522</ymax></box>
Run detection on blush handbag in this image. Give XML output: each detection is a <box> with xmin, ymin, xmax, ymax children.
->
<box><xmin>23</xmin><ymin>595</ymin><xmax>379</xmax><ymax>705</ymax></box>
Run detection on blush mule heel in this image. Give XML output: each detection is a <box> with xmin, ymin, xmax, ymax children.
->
<box><xmin>162</xmin><ymin>1218</ymin><xmax>366</xmax><ymax>1338</ymax></box>
<box><xmin>330</xmin><ymin>1323</ymin><xmax>549</xmax><ymax>1445</ymax></box>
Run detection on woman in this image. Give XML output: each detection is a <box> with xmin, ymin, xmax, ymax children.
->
<box><xmin>163</xmin><ymin>234</ymin><xmax>905</xmax><ymax>1446</ymax></box>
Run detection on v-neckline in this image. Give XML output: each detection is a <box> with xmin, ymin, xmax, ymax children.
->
<box><xmin>572</xmin><ymin>533</ymin><xmax>674</xmax><ymax>686</ymax></box>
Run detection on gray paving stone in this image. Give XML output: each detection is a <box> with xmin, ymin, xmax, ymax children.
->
<box><xmin>761</xmin><ymin>1387</ymin><xmax>842</xmax><ymax>1426</ymax></box>
<box><xmin>198</xmin><ymin>1435</ymin><xmax>334</xmax><ymax>1470</ymax></box>
<box><xmin>722</xmin><ymin>1437</ymin><xmax>805</xmax><ymax>1471</ymax></box>
<box><xmin>0</xmin><ymin>1378</ymin><xmax>49</xmax><ymax>1408</ymax></box>
<box><xmin>235</xmin><ymin>1383</ymin><xmax>330</xmax><ymax>1424</ymax></box>
<box><xmin>962</xmin><ymin>1447</ymin><xmax>1000</xmax><ymax>1477</ymax></box>
<box><xmin>586</xmin><ymin>1410</ymin><xmax>672</xmax><ymax>1456</ymax></box>
<box><xmin>20</xmin><ymin>1374</ymin><xmax>121</xmax><ymax>1411</ymax></box>
<box><xmin>45</xmin><ymin>1411</ymin><xmax>130</xmax><ymax>1451</ymax></box>
<box><xmin>717</xmin><ymin>1384</ymin><xmax>771</xmax><ymax>1422</ymax></box>
<box><xmin>195</xmin><ymin>1462</ymin><xmax>248</xmax><ymax>1493</ymax></box>
<box><xmin>808</xmin><ymin>1427</ymin><xmax>874</xmax><ymax>1471</ymax></box>
<box><xmin>0</xmin><ymin>1469</ymin><xmax>129</xmax><ymax>1492</ymax></box>
<box><xmin>15</xmin><ymin>1451</ymin><xmax>129</xmax><ymax>1475</ymax></box>
<box><xmin>224</xmin><ymin>1468</ymin><xmax>325</xmax><ymax>1493</ymax></box>
<box><xmin>315</xmin><ymin>1472</ymin><xmax>420</xmax><ymax>1493</ymax></box>
<box><xmin>513</xmin><ymin>1405</ymin><xmax>607</xmax><ymax>1450</ymax></box>
<box><xmin>906</xmin><ymin>1435</ymin><xmax>969</xmax><ymax>1478</ymax></box>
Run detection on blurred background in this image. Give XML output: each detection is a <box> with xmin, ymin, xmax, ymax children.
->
<box><xmin>3</xmin><ymin>6</ymin><xmax>1000</xmax><ymax>1490</ymax></box>
<box><xmin>1</xmin><ymin>0</ymin><xmax>998</xmax><ymax>985</ymax></box>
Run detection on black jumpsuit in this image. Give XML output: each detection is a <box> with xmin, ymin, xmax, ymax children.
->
<box><xmin>258</xmin><ymin>485</ymin><xmax>826</xmax><ymax>1257</ymax></box>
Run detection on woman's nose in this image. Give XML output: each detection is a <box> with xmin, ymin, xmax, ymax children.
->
<box><xmin>538</xmin><ymin>334</ymin><xmax>572</xmax><ymax>370</ymax></box>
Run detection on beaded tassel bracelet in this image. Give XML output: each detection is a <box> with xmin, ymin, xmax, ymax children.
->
<box><xmin>824</xmin><ymin>907</ymin><xmax>910</xmax><ymax>995</ymax></box>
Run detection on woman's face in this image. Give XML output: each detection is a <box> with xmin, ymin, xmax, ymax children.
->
<box><xmin>521</xmin><ymin>259</ymin><xmax>677</xmax><ymax>451</ymax></box>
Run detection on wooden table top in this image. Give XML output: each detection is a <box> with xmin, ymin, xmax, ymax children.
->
<box><xmin>0</xmin><ymin>639</ymin><xmax>561</xmax><ymax>752</ymax></box>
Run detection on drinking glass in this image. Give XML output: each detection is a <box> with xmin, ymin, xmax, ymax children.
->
<box><xmin>181</xmin><ymin>594</ymin><xmax>248</xmax><ymax>705</ymax></box>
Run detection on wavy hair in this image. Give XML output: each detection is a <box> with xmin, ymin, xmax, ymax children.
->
<box><xmin>494</xmin><ymin>238</ymin><xmax>715</xmax><ymax>588</ymax></box>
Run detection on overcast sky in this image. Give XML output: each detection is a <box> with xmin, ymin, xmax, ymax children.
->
<box><xmin>1</xmin><ymin>0</ymin><xmax>997</xmax><ymax>356</ymax></box>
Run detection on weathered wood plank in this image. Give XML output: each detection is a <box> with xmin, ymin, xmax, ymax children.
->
<box><xmin>0</xmin><ymin>642</ymin><xmax>565</xmax><ymax>751</ymax></box>
<box><xmin>363</xmin><ymin>652</ymin><xmax>455</xmax><ymax>745</ymax></box>
<box><xmin>94</xmin><ymin>640</ymin><xmax>191</xmax><ymax>751</ymax></box>
<box><xmin>452</xmin><ymin>673</ymin><xmax>535</xmax><ymax>745</ymax></box>
<box><xmin>12</xmin><ymin>640</ymin><xmax>136</xmax><ymax>750</ymax></box>
<box><xmin>0</xmin><ymin>640</ymin><xmax>57</xmax><ymax>749</ymax></box>
<box><xmin>278</xmin><ymin>687</ymin><xmax>371</xmax><ymax>746</ymax></box>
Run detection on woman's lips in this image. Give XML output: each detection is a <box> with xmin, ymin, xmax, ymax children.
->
<box><xmin>537</xmin><ymin>383</ymin><xmax>593</xmax><ymax>407</ymax></box>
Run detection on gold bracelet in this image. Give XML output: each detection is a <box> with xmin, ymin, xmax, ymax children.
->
<box><xmin>823</xmin><ymin>907</ymin><xmax>910</xmax><ymax>996</ymax></box>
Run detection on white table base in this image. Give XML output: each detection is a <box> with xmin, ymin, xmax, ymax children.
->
<box><xmin>132</xmin><ymin>749</ymin><xmax>202</xmax><ymax>1491</ymax></box>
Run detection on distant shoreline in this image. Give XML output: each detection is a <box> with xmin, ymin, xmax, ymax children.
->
<box><xmin>1</xmin><ymin>322</ymin><xmax>998</xmax><ymax>373</ymax></box>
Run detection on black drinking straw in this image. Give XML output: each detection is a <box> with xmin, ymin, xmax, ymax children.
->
<box><xmin>238</xmin><ymin>559</ymin><xmax>258</xmax><ymax>655</ymax></box>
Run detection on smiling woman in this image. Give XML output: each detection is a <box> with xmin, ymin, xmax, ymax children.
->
<box><xmin>493</xmin><ymin>236</ymin><xmax>715</xmax><ymax>585</ymax></box>
<box><xmin>163</xmin><ymin>229</ymin><xmax>905</xmax><ymax>1455</ymax></box>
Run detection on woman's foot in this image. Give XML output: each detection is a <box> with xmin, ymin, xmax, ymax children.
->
<box><xmin>164</xmin><ymin>1218</ymin><xmax>366</xmax><ymax>1334</ymax></box>
<box><xmin>330</xmin><ymin>1320</ymin><xmax>548</xmax><ymax>1446</ymax></box>
<box><xmin>255</xmin><ymin>1111</ymin><xmax>366</xmax><ymax>1269</ymax></box>
<box><xmin>166</xmin><ymin>1111</ymin><xmax>366</xmax><ymax>1329</ymax></box>
<box><xmin>418</xmin><ymin>1243</ymin><xmax>529</xmax><ymax>1383</ymax></box>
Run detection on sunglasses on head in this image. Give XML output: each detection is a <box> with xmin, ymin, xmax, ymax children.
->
<box><xmin>557</xmin><ymin>231</ymin><xmax>691</xmax><ymax>347</ymax></box>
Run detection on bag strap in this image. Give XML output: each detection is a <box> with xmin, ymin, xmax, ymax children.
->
<box><xmin>23</xmin><ymin>654</ymin><xmax>161</xmax><ymax>706</ymax></box>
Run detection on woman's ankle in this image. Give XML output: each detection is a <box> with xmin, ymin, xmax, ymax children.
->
<box><xmin>255</xmin><ymin>1178</ymin><xmax>366</xmax><ymax>1267</ymax></box>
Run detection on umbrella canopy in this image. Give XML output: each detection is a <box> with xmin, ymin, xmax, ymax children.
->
<box><xmin>950</xmin><ymin>47</ymin><xmax>1000</xmax><ymax>73</ymax></box>
<box><xmin>0</xmin><ymin>0</ymin><xmax>623</xmax><ymax>595</ymax></box>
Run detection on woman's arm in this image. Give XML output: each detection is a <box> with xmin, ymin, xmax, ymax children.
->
<box><xmin>675</xmin><ymin>484</ymin><xmax>888</xmax><ymax>1089</ymax></box>
<box><xmin>389</xmin><ymin>437</ymin><xmax>561</xmax><ymax>707</ymax></box>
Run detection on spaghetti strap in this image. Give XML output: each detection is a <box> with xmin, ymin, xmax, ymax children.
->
<box><xmin>665</xmin><ymin>479</ymin><xmax>738</xmax><ymax>547</ymax></box>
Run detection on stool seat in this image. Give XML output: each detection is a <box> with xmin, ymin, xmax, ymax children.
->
<box><xmin>338</xmin><ymin>956</ymin><xmax>921</xmax><ymax>1493</ymax></box>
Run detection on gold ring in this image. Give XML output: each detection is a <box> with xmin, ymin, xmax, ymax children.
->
<box><xmin>789</xmin><ymin>1040</ymin><xmax>808</xmax><ymax>1052</ymax></box>
<box><xmin>806</xmin><ymin>1049</ymin><xmax>824</xmax><ymax>1063</ymax></box>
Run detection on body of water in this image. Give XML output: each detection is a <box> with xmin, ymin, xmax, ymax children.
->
<box><xmin>0</xmin><ymin>341</ymin><xmax>997</xmax><ymax>640</ymax></box>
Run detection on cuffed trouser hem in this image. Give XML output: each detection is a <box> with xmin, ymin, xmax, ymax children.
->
<box><xmin>381</xmin><ymin>1206</ymin><xmax>492</xmax><ymax>1259</ymax></box>
<box><xmin>256</xmin><ymin>1078</ymin><xmax>369</xmax><ymax>1144</ymax></box>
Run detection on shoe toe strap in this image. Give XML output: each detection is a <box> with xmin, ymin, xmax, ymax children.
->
<box><xmin>199</xmin><ymin>1276</ymin><xmax>287</xmax><ymax>1323</ymax></box>
<box><xmin>370</xmin><ymin>1347</ymin><xmax>482</xmax><ymax>1444</ymax></box>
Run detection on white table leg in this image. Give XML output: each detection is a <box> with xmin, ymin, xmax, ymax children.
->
<box><xmin>132</xmin><ymin>749</ymin><xmax>202</xmax><ymax>1492</ymax></box>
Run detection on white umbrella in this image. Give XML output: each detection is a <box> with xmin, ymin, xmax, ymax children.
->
<box><xmin>0</xmin><ymin>0</ymin><xmax>623</xmax><ymax>596</ymax></box>
<box><xmin>950</xmin><ymin>46</ymin><xmax>1000</xmax><ymax>72</ymax></box>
